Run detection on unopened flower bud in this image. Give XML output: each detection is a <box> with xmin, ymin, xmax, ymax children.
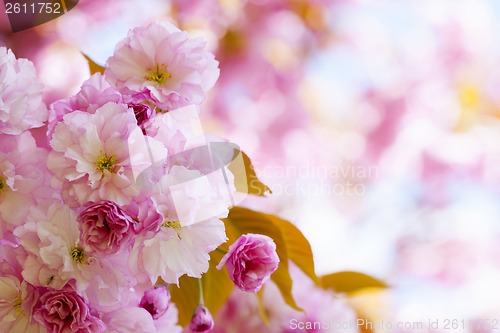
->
<box><xmin>189</xmin><ymin>305</ymin><xmax>214</xmax><ymax>333</ymax></box>
<box><xmin>139</xmin><ymin>285</ymin><xmax>170</xmax><ymax>320</ymax></box>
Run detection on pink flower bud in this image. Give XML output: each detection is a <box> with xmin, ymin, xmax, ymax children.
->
<box><xmin>128</xmin><ymin>102</ymin><xmax>153</xmax><ymax>134</ymax></box>
<box><xmin>216</xmin><ymin>233</ymin><xmax>280</xmax><ymax>293</ymax></box>
<box><xmin>189</xmin><ymin>305</ymin><xmax>214</xmax><ymax>333</ymax></box>
<box><xmin>139</xmin><ymin>285</ymin><xmax>170</xmax><ymax>320</ymax></box>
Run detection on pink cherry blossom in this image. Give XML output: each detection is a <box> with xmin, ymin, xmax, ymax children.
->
<box><xmin>148</xmin><ymin>104</ymin><xmax>207</xmax><ymax>156</ymax></box>
<box><xmin>152</xmin><ymin>301</ymin><xmax>182</xmax><ymax>333</ymax></box>
<box><xmin>0</xmin><ymin>246</ymin><xmax>44</xmax><ymax>333</ymax></box>
<box><xmin>47</xmin><ymin>102</ymin><xmax>167</xmax><ymax>207</ymax></box>
<box><xmin>105</xmin><ymin>22</ymin><xmax>219</xmax><ymax>110</ymax></box>
<box><xmin>122</xmin><ymin>196</ymin><xmax>162</xmax><ymax>234</ymax></box>
<box><xmin>71</xmin><ymin>73</ymin><xmax>124</xmax><ymax>114</ymax></box>
<box><xmin>14</xmin><ymin>202</ymin><xmax>92</xmax><ymax>290</ymax></box>
<box><xmin>0</xmin><ymin>276</ymin><xmax>42</xmax><ymax>333</ymax></box>
<box><xmin>152</xmin><ymin>164</ymin><xmax>233</xmax><ymax>227</ymax></box>
<box><xmin>125</xmin><ymin>162</ymin><xmax>230</xmax><ymax>284</ymax></box>
<box><xmin>47</xmin><ymin>73</ymin><xmax>124</xmax><ymax>138</ymax></box>
<box><xmin>0</xmin><ymin>47</ymin><xmax>48</xmax><ymax>135</ymax></box>
<box><xmin>101</xmin><ymin>307</ymin><xmax>157</xmax><ymax>333</ymax></box>
<box><xmin>101</xmin><ymin>301</ymin><xmax>181</xmax><ymax>333</ymax></box>
<box><xmin>126</xmin><ymin>164</ymin><xmax>230</xmax><ymax>284</ymax></box>
<box><xmin>77</xmin><ymin>200</ymin><xmax>137</xmax><ymax>255</ymax></box>
<box><xmin>129</xmin><ymin>217</ymin><xmax>226</xmax><ymax>284</ymax></box>
<box><xmin>99</xmin><ymin>283</ymin><xmax>180</xmax><ymax>333</ymax></box>
<box><xmin>0</xmin><ymin>131</ymin><xmax>51</xmax><ymax>241</ymax></box>
<box><xmin>33</xmin><ymin>286</ymin><xmax>106</xmax><ymax>333</ymax></box>
<box><xmin>216</xmin><ymin>233</ymin><xmax>279</xmax><ymax>293</ymax></box>
<box><xmin>14</xmin><ymin>202</ymin><xmax>135</xmax><ymax>310</ymax></box>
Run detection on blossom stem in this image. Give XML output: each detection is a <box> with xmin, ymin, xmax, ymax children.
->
<box><xmin>216</xmin><ymin>248</ymin><xmax>227</xmax><ymax>255</ymax></box>
<box><xmin>198</xmin><ymin>278</ymin><xmax>204</xmax><ymax>306</ymax></box>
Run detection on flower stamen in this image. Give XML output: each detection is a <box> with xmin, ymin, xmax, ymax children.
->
<box><xmin>95</xmin><ymin>152</ymin><xmax>117</xmax><ymax>173</ymax></box>
<box><xmin>0</xmin><ymin>177</ymin><xmax>7</xmax><ymax>194</ymax></box>
<box><xmin>161</xmin><ymin>220</ymin><xmax>182</xmax><ymax>240</ymax></box>
<box><xmin>13</xmin><ymin>295</ymin><xmax>25</xmax><ymax>317</ymax></box>
<box><xmin>71</xmin><ymin>247</ymin><xmax>87</xmax><ymax>264</ymax></box>
<box><xmin>145</xmin><ymin>64</ymin><xmax>171</xmax><ymax>85</ymax></box>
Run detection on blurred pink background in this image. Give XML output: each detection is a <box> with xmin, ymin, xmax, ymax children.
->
<box><xmin>3</xmin><ymin>0</ymin><xmax>500</xmax><ymax>331</ymax></box>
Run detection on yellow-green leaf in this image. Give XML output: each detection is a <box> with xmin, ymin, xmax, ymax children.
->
<box><xmin>225</xmin><ymin>207</ymin><xmax>301</xmax><ymax>311</ymax></box>
<box><xmin>169</xmin><ymin>250</ymin><xmax>235</xmax><ymax>327</ymax></box>
<box><xmin>356</xmin><ymin>312</ymin><xmax>375</xmax><ymax>333</ymax></box>
<box><xmin>270</xmin><ymin>258</ymin><xmax>300</xmax><ymax>311</ymax></box>
<box><xmin>82</xmin><ymin>53</ymin><xmax>105</xmax><ymax>75</ymax></box>
<box><xmin>170</xmin><ymin>207</ymin><xmax>317</xmax><ymax>326</ymax></box>
<box><xmin>228</xmin><ymin>151</ymin><xmax>271</xmax><ymax>196</ymax></box>
<box><xmin>267</xmin><ymin>214</ymin><xmax>319</xmax><ymax>285</ymax></box>
<box><xmin>202</xmin><ymin>250</ymin><xmax>234</xmax><ymax>318</ymax></box>
<box><xmin>219</xmin><ymin>218</ymin><xmax>239</xmax><ymax>253</ymax></box>
<box><xmin>320</xmin><ymin>271</ymin><xmax>388</xmax><ymax>294</ymax></box>
<box><xmin>256</xmin><ymin>287</ymin><xmax>269</xmax><ymax>325</ymax></box>
<box><xmin>169</xmin><ymin>276</ymin><xmax>198</xmax><ymax>326</ymax></box>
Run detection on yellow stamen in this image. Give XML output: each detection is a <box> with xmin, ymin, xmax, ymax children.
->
<box><xmin>13</xmin><ymin>295</ymin><xmax>25</xmax><ymax>317</ymax></box>
<box><xmin>145</xmin><ymin>64</ymin><xmax>171</xmax><ymax>85</ymax></box>
<box><xmin>95</xmin><ymin>152</ymin><xmax>117</xmax><ymax>173</ymax></box>
<box><xmin>71</xmin><ymin>247</ymin><xmax>87</xmax><ymax>264</ymax></box>
<box><xmin>161</xmin><ymin>220</ymin><xmax>182</xmax><ymax>240</ymax></box>
<box><xmin>0</xmin><ymin>178</ymin><xmax>6</xmax><ymax>194</ymax></box>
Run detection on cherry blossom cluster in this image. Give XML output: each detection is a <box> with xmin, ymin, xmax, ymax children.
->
<box><xmin>0</xmin><ymin>21</ymin><xmax>280</xmax><ymax>333</ymax></box>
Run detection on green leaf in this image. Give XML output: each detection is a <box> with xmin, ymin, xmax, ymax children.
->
<box><xmin>266</xmin><ymin>214</ymin><xmax>319</xmax><ymax>285</ymax></box>
<box><xmin>225</xmin><ymin>207</ymin><xmax>301</xmax><ymax>311</ymax></box>
<box><xmin>320</xmin><ymin>271</ymin><xmax>388</xmax><ymax>294</ymax></box>
<box><xmin>228</xmin><ymin>151</ymin><xmax>271</xmax><ymax>196</ymax></box>
<box><xmin>82</xmin><ymin>53</ymin><xmax>105</xmax><ymax>75</ymax></box>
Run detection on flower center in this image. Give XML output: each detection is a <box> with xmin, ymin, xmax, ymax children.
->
<box><xmin>161</xmin><ymin>220</ymin><xmax>182</xmax><ymax>240</ymax></box>
<box><xmin>145</xmin><ymin>64</ymin><xmax>171</xmax><ymax>85</ymax></box>
<box><xmin>95</xmin><ymin>152</ymin><xmax>117</xmax><ymax>173</ymax></box>
<box><xmin>0</xmin><ymin>178</ymin><xmax>7</xmax><ymax>194</ymax></box>
<box><xmin>71</xmin><ymin>247</ymin><xmax>87</xmax><ymax>264</ymax></box>
<box><xmin>13</xmin><ymin>295</ymin><xmax>25</xmax><ymax>317</ymax></box>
